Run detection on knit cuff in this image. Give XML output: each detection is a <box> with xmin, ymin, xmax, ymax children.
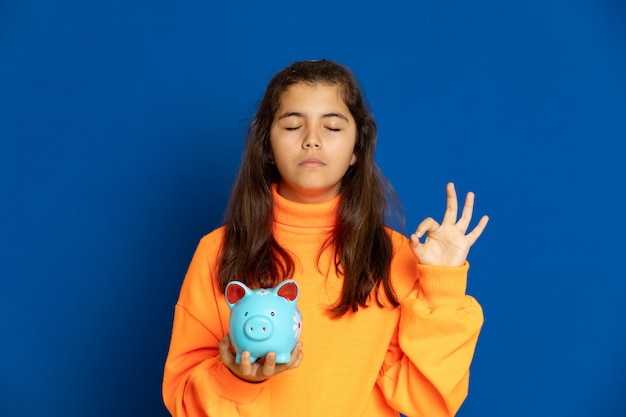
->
<box><xmin>416</xmin><ymin>261</ymin><xmax>471</xmax><ymax>308</ymax></box>
<box><xmin>207</xmin><ymin>361</ymin><xmax>268</xmax><ymax>404</ymax></box>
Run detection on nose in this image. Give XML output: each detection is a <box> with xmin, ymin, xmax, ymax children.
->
<box><xmin>302</xmin><ymin>129</ymin><xmax>321</xmax><ymax>149</ymax></box>
<box><xmin>244</xmin><ymin>316</ymin><xmax>275</xmax><ymax>341</ymax></box>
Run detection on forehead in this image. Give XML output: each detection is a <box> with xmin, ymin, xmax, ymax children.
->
<box><xmin>277</xmin><ymin>82</ymin><xmax>348</xmax><ymax>110</ymax></box>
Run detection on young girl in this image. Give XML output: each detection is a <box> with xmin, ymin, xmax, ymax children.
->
<box><xmin>162</xmin><ymin>59</ymin><xmax>489</xmax><ymax>417</ymax></box>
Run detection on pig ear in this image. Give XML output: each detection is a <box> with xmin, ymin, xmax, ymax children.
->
<box><xmin>226</xmin><ymin>281</ymin><xmax>250</xmax><ymax>308</ymax></box>
<box><xmin>275</xmin><ymin>280</ymin><xmax>299</xmax><ymax>302</ymax></box>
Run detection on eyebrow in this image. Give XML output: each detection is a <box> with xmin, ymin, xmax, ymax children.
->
<box><xmin>276</xmin><ymin>111</ymin><xmax>349</xmax><ymax>122</ymax></box>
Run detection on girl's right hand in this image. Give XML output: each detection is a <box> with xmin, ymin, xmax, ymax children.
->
<box><xmin>218</xmin><ymin>334</ymin><xmax>304</xmax><ymax>383</ymax></box>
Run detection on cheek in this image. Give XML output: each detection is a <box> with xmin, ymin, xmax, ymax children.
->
<box><xmin>345</xmin><ymin>131</ymin><xmax>358</xmax><ymax>165</ymax></box>
<box><xmin>268</xmin><ymin>132</ymin><xmax>281</xmax><ymax>164</ymax></box>
<box><xmin>269</xmin><ymin>146</ymin><xmax>292</xmax><ymax>173</ymax></box>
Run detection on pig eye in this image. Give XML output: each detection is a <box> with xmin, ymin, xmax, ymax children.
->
<box><xmin>271</xmin><ymin>311</ymin><xmax>275</xmax><ymax>316</ymax></box>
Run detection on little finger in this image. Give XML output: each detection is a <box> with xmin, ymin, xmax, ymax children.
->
<box><xmin>466</xmin><ymin>215</ymin><xmax>490</xmax><ymax>245</ymax></box>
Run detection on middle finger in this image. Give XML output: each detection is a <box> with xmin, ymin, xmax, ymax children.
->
<box><xmin>441</xmin><ymin>182</ymin><xmax>459</xmax><ymax>225</ymax></box>
<box><xmin>262</xmin><ymin>352</ymin><xmax>277</xmax><ymax>377</ymax></box>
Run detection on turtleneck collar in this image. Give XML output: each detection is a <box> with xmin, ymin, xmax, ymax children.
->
<box><xmin>272</xmin><ymin>183</ymin><xmax>339</xmax><ymax>229</ymax></box>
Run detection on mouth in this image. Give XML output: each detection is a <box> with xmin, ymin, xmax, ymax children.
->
<box><xmin>299</xmin><ymin>157</ymin><xmax>325</xmax><ymax>168</ymax></box>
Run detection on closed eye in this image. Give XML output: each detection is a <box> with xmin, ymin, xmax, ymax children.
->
<box><xmin>285</xmin><ymin>126</ymin><xmax>301</xmax><ymax>131</ymax></box>
<box><xmin>325</xmin><ymin>127</ymin><xmax>341</xmax><ymax>132</ymax></box>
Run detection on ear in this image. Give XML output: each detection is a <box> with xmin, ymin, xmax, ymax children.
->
<box><xmin>225</xmin><ymin>281</ymin><xmax>250</xmax><ymax>308</ymax></box>
<box><xmin>349</xmin><ymin>152</ymin><xmax>357</xmax><ymax>166</ymax></box>
<box><xmin>275</xmin><ymin>280</ymin><xmax>299</xmax><ymax>302</ymax></box>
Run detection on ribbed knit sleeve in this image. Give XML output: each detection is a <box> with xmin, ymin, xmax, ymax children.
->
<box><xmin>162</xmin><ymin>232</ymin><xmax>271</xmax><ymax>417</ymax></box>
<box><xmin>378</xmin><ymin>249</ymin><xmax>484</xmax><ymax>417</ymax></box>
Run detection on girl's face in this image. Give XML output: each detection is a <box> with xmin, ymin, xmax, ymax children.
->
<box><xmin>270</xmin><ymin>82</ymin><xmax>357</xmax><ymax>204</ymax></box>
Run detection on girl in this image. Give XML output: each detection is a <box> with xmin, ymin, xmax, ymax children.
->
<box><xmin>162</xmin><ymin>59</ymin><xmax>489</xmax><ymax>417</ymax></box>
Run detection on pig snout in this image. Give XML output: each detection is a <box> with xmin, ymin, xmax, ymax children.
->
<box><xmin>244</xmin><ymin>316</ymin><xmax>275</xmax><ymax>341</ymax></box>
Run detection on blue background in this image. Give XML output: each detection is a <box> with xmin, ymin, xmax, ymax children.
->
<box><xmin>1</xmin><ymin>1</ymin><xmax>625</xmax><ymax>416</ymax></box>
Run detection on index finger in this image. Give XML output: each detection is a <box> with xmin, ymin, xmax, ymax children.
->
<box><xmin>441</xmin><ymin>182</ymin><xmax>459</xmax><ymax>225</ymax></box>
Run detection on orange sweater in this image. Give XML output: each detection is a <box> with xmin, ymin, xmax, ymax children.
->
<box><xmin>162</xmin><ymin>188</ymin><xmax>484</xmax><ymax>417</ymax></box>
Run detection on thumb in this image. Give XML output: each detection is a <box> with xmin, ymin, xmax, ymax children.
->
<box><xmin>409</xmin><ymin>233</ymin><xmax>426</xmax><ymax>260</ymax></box>
<box><xmin>219</xmin><ymin>334</ymin><xmax>234</xmax><ymax>363</ymax></box>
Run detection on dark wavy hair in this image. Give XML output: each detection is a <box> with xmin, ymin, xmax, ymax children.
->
<box><xmin>217</xmin><ymin>59</ymin><xmax>402</xmax><ymax>317</ymax></box>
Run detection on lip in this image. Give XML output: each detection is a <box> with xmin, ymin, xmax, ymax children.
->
<box><xmin>299</xmin><ymin>157</ymin><xmax>325</xmax><ymax>168</ymax></box>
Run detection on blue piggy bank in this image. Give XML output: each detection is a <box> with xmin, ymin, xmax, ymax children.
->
<box><xmin>226</xmin><ymin>279</ymin><xmax>302</xmax><ymax>364</ymax></box>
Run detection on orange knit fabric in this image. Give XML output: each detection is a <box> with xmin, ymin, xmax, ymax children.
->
<box><xmin>162</xmin><ymin>187</ymin><xmax>484</xmax><ymax>417</ymax></box>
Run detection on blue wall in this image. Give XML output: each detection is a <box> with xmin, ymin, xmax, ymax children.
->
<box><xmin>1</xmin><ymin>1</ymin><xmax>625</xmax><ymax>416</ymax></box>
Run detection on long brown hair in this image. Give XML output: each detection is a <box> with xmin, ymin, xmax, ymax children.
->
<box><xmin>218</xmin><ymin>59</ymin><xmax>403</xmax><ymax>317</ymax></box>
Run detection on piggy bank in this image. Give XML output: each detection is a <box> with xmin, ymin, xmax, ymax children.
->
<box><xmin>226</xmin><ymin>279</ymin><xmax>302</xmax><ymax>364</ymax></box>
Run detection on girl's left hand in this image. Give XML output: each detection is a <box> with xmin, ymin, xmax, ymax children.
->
<box><xmin>409</xmin><ymin>182</ymin><xmax>489</xmax><ymax>267</ymax></box>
